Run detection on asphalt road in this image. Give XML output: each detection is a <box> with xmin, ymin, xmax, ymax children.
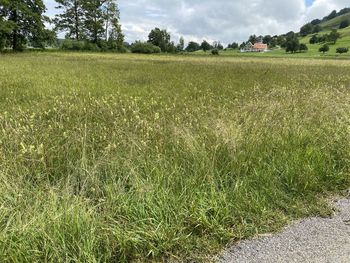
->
<box><xmin>219</xmin><ymin>198</ymin><xmax>350</xmax><ymax>263</ymax></box>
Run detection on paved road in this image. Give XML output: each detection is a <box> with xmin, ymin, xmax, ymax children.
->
<box><xmin>219</xmin><ymin>199</ymin><xmax>350</xmax><ymax>263</ymax></box>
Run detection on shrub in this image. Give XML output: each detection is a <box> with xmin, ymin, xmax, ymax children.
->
<box><xmin>83</xmin><ymin>42</ymin><xmax>100</xmax><ymax>51</ymax></box>
<box><xmin>131</xmin><ymin>41</ymin><xmax>161</xmax><ymax>54</ymax></box>
<box><xmin>299</xmin><ymin>43</ymin><xmax>308</xmax><ymax>52</ymax></box>
<box><xmin>211</xmin><ymin>49</ymin><xmax>219</xmax><ymax>55</ymax></box>
<box><xmin>61</xmin><ymin>39</ymin><xmax>85</xmax><ymax>51</ymax></box>
<box><xmin>336</xmin><ymin>47</ymin><xmax>349</xmax><ymax>54</ymax></box>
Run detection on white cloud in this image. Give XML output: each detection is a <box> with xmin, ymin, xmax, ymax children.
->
<box><xmin>43</xmin><ymin>0</ymin><xmax>349</xmax><ymax>45</ymax></box>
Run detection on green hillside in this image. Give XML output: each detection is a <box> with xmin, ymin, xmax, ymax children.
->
<box><xmin>298</xmin><ymin>12</ymin><xmax>350</xmax><ymax>56</ymax></box>
<box><xmin>319</xmin><ymin>12</ymin><xmax>350</xmax><ymax>30</ymax></box>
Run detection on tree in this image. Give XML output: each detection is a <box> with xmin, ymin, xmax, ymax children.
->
<box><xmin>300</xmin><ymin>23</ymin><xmax>313</xmax><ymax>37</ymax></box>
<box><xmin>200</xmin><ymin>40</ymin><xmax>211</xmax><ymax>52</ymax></box>
<box><xmin>54</xmin><ymin>0</ymin><xmax>85</xmax><ymax>41</ymax></box>
<box><xmin>211</xmin><ymin>49</ymin><xmax>219</xmax><ymax>55</ymax></box>
<box><xmin>262</xmin><ymin>35</ymin><xmax>272</xmax><ymax>46</ymax></box>
<box><xmin>339</xmin><ymin>20</ymin><xmax>349</xmax><ymax>29</ymax></box>
<box><xmin>0</xmin><ymin>0</ymin><xmax>50</xmax><ymax>51</ymax></box>
<box><xmin>213</xmin><ymin>41</ymin><xmax>223</xmax><ymax>50</ymax></box>
<box><xmin>0</xmin><ymin>15</ymin><xmax>15</xmax><ymax>50</ymax></box>
<box><xmin>276</xmin><ymin>35</ymin><xmax>286</xmax><ymax>47</ymax></box>
<box><xmin>185</xmin><ymin>41</ymin><xmax>200</xmax><ymax>52</ymax></box>
<box><xmin>83</xmin><ymin>0</ymin><xmax>105</xmax><ymax>43</ymax></box>
<box><xmin>285</xmin><ymin>33</ymin><xmax>300</xmax><ymax>53</ymax></box>
<box><xmin>310</xmin><ymin>19</ymin><xmax>321</xmax><ymax>25</ymax></box>
<box><xmin>319</xmin><ymin>44</ymin><xmax>329</xmax><ymax>54</ymax></box>
<box><xmin>248</xmin><ymin>34</ymin><xmax>258</xmax><ymax>44</ymax></box>
<box><xmin>309</xmin><ymin>34</ymin><xmax>318</xmax><ymax>44</ymax></box>
<box><xmin>148</xmin><ymin>28</ymin><xmax>171</xmax><ymax>52</ymax></box>
<box><xmin>328</xmin><ymin>29</ymin><xmax>340</xmax><ymax>44</ymax></box>
<box><xmin>324</xmin><ymin>10</ymin><xmax>337</xmax><ymax>21</ymax></box>
<box><xmin>104</xmin><ymin>0</ymin><xmax>124</xmax><ymax>50</ymax></box>
<box><xmin>239</xmin><ymin>42</ymin><xmax>245</xmax><ymax>49</ymax></box>
<box><xmin>336</xmin><ymin>47</ymin><xmax>348</xmax><ymax>54</ymax></box>
<box><xmin>338</xmin><ymin>8</ymin><xmax>350</xmax><ymax>16</ymax></box>
<box><xmin>227</xmin><ymin>42</ymin><xmax>238</xmax><ymax>49</ymax></box>
<box><xmin>176</xmin><ymin>36</ymin><xmax>184</xmax><ymax>52</ymax></box>
<box><xmin>312</xmin><ymin>25</ymin><xmax>322</xmax><ymax>33</ymax></box>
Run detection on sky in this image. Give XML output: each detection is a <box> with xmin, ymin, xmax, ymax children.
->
<box><xmin>43</xmin><ymin>0</ymin><xmax>350</xmax><ymax>45</ymax></box>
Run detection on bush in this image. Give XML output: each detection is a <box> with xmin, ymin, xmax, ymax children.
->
<box><xmin>61</xmin><ymin>39</ymin><xmax>85</xmax><ymax>51</ymax></box>
<box><xmin>83</xmin><ymin>42</ymin><xmax>100</xmax><ymax>51</ymax></box>
<box><xmin>211</xmin><ymin>49</ymin><xmax>219</xmax><ymax>55</ymax></box>
<box><xmin>336</xmin><ymin>47</ymin><xmax>349</xmax><ymax>54</ymax></box>
<box><xmin>131</xmin><ymin>41</ymin><xmax>161</xmax><ymax>54</ymax></box>
<box><xmin>299</xmin><ymin>43</ymin><xmax>308</xmax><ymax>52</ymax></box>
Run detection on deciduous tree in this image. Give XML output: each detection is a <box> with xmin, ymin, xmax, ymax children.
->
<box><xmin>0</xmin><ymin>0</ymin><xmax>51</xmax><ymax>51</ymax></box>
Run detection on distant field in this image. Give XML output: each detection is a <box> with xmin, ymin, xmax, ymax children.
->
<box><xmin>1</xmin><ymin>53</ymin><xmax>350</xmax><ymax>262</ymax></box>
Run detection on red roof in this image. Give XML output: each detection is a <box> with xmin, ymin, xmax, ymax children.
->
<box><xmin>253</xmin><ymin>43</ymin><xmax>268</xmax><ymax>49</ymax></box>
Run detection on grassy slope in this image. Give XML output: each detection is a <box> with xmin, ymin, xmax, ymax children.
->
<box><xmin>320</xmin><ymin>13</ymin><xmax>350</xmax><ymax>30</ymax></box>
<box><xmin>1</xmin><ymin>53</ymin><xmax>350</xmax><ymax>262</ymax></box>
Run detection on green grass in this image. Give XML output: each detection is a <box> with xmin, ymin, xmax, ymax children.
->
<box><xmin>1</xmin><ymin>52</ymin><xmax>350</xmax><ymax>262</ymax></box>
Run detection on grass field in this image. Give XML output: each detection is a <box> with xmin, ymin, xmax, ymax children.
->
<box><xmin>1</xmin><ymin>52</ymin><xmax>350</xmax><ymax>262</ymax></box>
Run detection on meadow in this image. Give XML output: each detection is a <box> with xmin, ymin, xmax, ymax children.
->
<box><xmin>1</xmin><ymin>52</ymin><xmax>350</xmax><ymax>262</ymax></box>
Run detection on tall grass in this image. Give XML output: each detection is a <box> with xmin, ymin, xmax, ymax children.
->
<box><xmin>1</xmin><ymin>53</ymin><xmax>350</xmax><ymax>261</ymax></box>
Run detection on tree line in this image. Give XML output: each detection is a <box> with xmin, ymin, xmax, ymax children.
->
<box><xmin>0</xmin><ymin>0</ymin><xmax>124</xmax><ymax>51</ymax></box>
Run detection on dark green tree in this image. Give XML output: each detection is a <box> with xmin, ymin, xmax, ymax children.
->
<box><xmin>0</xmin><ymin>14</ymin><xmax>15</xmax><ymax>50</ymax></box>
<box><xmin>54</xmin><ymin>0</ymin><xmax>85</xmax><ymax>41</ymax></box>
<box><xmin>148</xmin><ymin>28</ymin><xmax>171</xmax><ymax>52</ymax></box>
<box><xmin>310</xmin><ymin>19</ymin><xmax>321</xmax><ymax>25</ymax></box>
<box><xmin>328</xmin><ymin>29</ymin><xmax>340</xmax><ymax>44</ymax></box>
<box><xmin>248</xmin><ymin>34</ymin><xmax>258</xmax><ymax>44</ymax></box>
<box><xmin>324</xmin><ymin>10</ymin><xmax>337</xmax><ymax>21</ymax></box>
<box><xmin>285</xmin><ymin>33</ymin><xmax>300</xmax><ymax>53</ymax></box>
<box><xmin>200</xmin><ymin>40</ymin><xmax>211</xmax><ymax>52</ymax></box>
<box><xmin>312</xmin><ymin>25</ymin><xmax>322</xmax><ymax>33</ymax></box>
<box><xmin>338</xmin><ymin>8</ymin><xmax>350</xmax><ymax>16</ymax></box>
<box><xmin>185</xmin><ymin>41</ymin><xmax>200</xmax><ymax>52</ymax></box>
<box><xmin>83</xmin><ymin>0</ymin><xmax>105</xmax><ymax>43</ymax></box>
<box><xmin>0</xmin><ymin>0</ymin><xmax>50</xmax><ymax>51</ymax></box>
<box><xmin>262</xmin><ymin>35</ymin><xmax>272</xmax><ymax>46</ymax></box>
<box><xmin>319</xmin><ymin>44</ymin><xmax>329</xmax><ymax>54</ymax></box>
<box><xmin>339</xmin><ymin>20</ymin><xmax>349</xmax><ymax>29</ymax></box>
<box><xmin>336</xmin><ymin>47</ymin><xmax>348</xmax><ymax>54</ymax></box>
<box><xmin>300</xmin><ymin>23</ymin><xmax>313</xmax><ymax>36</ymax></box>
<box><xmin>227</xmin><ymin>42</ymin><xmax>238</xmax><ymax>49</ymax></box>
<box><xmin>276</xmin><ymin>35</ymin><xmax>286</xmax><ymax>47</ymax></box>
<box><xmin>309</xmin><ymin>34</ymin><xmax>318</xmax><ymax>44</ymax></box>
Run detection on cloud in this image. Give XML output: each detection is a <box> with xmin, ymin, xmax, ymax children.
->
<box><xmin>44</xmin><ymin>0</ymin><xmax>349</xmax><ymax>45</ymax></box>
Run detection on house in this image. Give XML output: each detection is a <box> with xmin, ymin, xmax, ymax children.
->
<box><xmin>240</xmin><ymin>42</ymin><xmax>268</xmax><ymax>53</ymax></box>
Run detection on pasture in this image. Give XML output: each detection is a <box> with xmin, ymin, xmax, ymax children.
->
<box><xmin>1</xmin><ymin>52</ymin><xmax>350</xmax><ymax>262</ymax></box>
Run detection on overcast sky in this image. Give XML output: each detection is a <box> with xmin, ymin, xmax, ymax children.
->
<box><xmin>43</xmin><ymin>0</ymin><xmax>350</xmax><ymax>44</ymax></box>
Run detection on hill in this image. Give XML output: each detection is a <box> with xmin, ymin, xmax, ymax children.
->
<box><xmin>319</xmin><ymin>12</ymin><xmax>350</xmax><ymax>31</ymax></box>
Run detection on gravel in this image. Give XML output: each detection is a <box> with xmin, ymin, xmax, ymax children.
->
<box><xmin>219</xmin><ymin>198</ymin><xmax>350</xmax><ymax>263</ymax></box>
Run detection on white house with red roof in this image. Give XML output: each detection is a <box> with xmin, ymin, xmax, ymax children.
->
<box><xmin>240</xmin><ymin>42</ymin><xmax>268</xmax><ymax>52</ymax></box>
